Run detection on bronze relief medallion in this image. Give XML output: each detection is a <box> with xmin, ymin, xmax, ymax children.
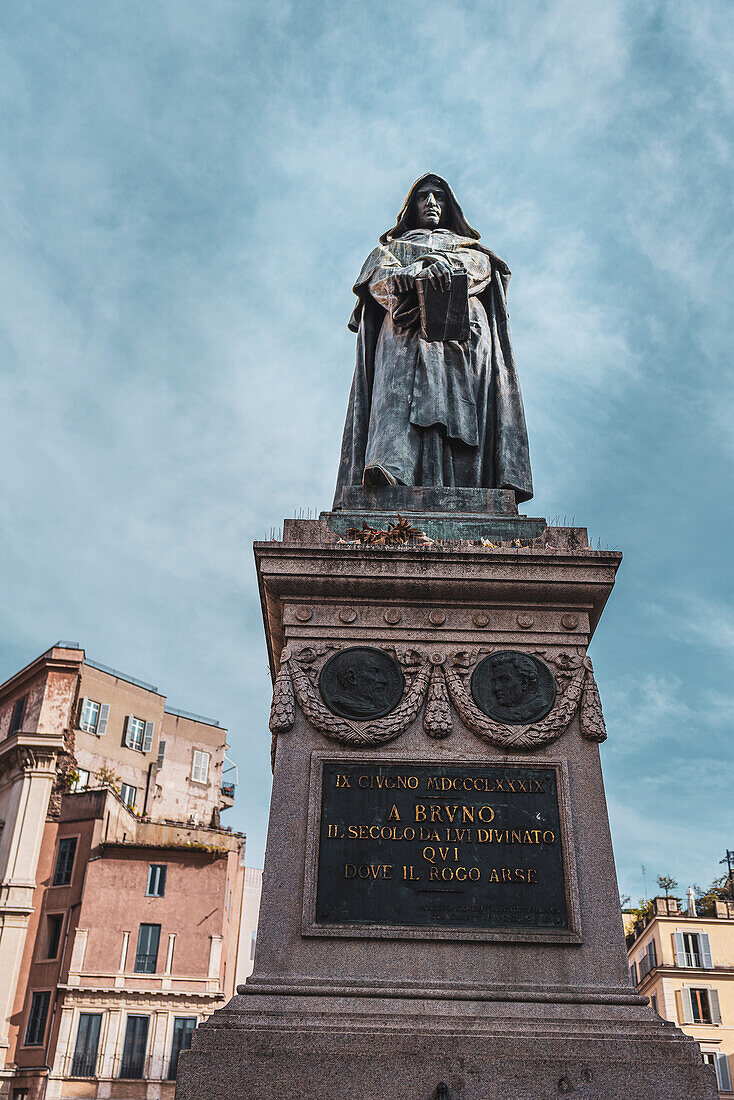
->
<box><xmin>470</xmin><ymin>650</ymin><xmax>556</xmax><ymax>725</ymax></box>
<box><xmin>319</xmin><ymin>647</ymin><xmax>405</xmax><ymax>720</ymax></box>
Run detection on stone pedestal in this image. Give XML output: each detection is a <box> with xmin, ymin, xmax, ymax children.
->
<box><xmin>175</xmin><ymin>514</ymin><xmax>717</xmax><ymax>1100</ymax></box>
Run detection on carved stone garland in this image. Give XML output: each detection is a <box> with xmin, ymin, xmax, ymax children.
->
<box><xmin>269</xmin><ymin>646</ymin><xmax>606</xmax><ymax>766</ymax></box>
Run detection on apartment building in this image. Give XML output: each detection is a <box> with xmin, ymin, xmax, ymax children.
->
<box><xmin>0</xmin><ymin>643</ymin><xmax>244</xmax><ymax>1100</ymax></box>
<box><xmin>627</xmin><ymin>894</ymin><xmax>734</xmax><ymax>1096</ymax></box>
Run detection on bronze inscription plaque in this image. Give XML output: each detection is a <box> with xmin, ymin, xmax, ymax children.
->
<box><xmin>315</xmin><ymin>762</ymin><xmax>568</xmax><ymax>930</ymax></box>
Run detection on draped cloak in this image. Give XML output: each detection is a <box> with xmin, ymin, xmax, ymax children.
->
<box><xmin>333</xmin><ymin>178</ymin><xmax>533</xmax><ymax>508</ymax></box>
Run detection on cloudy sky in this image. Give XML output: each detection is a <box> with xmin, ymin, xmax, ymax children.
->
<box><xmin>1</xmin><ymin>1</ymin><xmax>732</xmax><ymax>902</ymax></box>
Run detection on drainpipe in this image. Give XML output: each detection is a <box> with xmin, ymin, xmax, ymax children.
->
<box><xmin>142</xmin><ymin>763</ymin><xmax>154</xmax><ymax>817</ymax></box>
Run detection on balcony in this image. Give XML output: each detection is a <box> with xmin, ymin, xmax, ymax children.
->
<box><xmin>119</xmin><ymin>1055</ymin><xmax>146</xmax><ymax>1079</ymax></box>
<box><xmin>70</xmin><ymin>1052</ymin><xmax>98</xmax><ymax>1078</ymax></box>
<box><xmin>134</xmin><ymin>953</ymin><xmax>158</xmax><ymax>974</ymax></box>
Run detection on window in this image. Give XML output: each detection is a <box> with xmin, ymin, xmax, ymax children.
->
<box><xmin>681</xmin><ymin>985</ymin><xmax>722</xmax><ymax>1025</ymax></box>
<box><xmin>79</xmin><ymin>697</ymin><xmax>110</xmax><ymax>735</ymax></box>
<box><xmin>80</xmin><ymin>698</ymin><xmax>98</xmax><ymax>732</ymax></box>
<box><xmin>71</xmin><ymin>1012</ymin><xmax>102</xmax><ymax>1077</ymax></box>
<box><xmin>70</xmin><ymin>768</ymin><xmax>90</xmax><ymax>793</ymax></box>
<box><xmin>702</xmin><ymin>1052</ymin><xmax>732</xmax><ymax>1092</ymax></box>
<box><xmin>12</xmin><ymin>1090</ymin><xmax>29</xmax><ymax>1100</ymax></box>
<box><xmin>125</xmin><ymin>716</ymin><xmax>154</xmax><ymax>753</ymax></box>
<box><xmin>250</xmin><ymin>929</ymin><xmax>257</xmax><ymax>961</ymax></box>
<box><xmin>119</xmin><ymin>1015</ymin><xmax>149</xmax><ymax>1078</ymax></box>
<box><xmin>191</xmin><ymin>750</ymin><xmax>210</xmax><ymax>784</ymax></box>
<box><xmin>650</xmin><ymin>993</ymin><xmax>659</xmax><ymax>1015</ymax></box>
<box><xmin>10</xmin><ymin>695</ymin><xmax>26</xmax><ymax>735</ymax></box>
<box><xmin>24</xmin><ymin>991</ymin><xmax>51</xmax><ymax>1045</ymax></box>
<box><xmin>639</xmin><ymin>938</ymin><xmax>657</xmax><ymax>979</ymax></box>
<box><xmin>673</xmin><ymin>931</ymin><xmax>713</xmax><ymax>968</ymax></box>
<box><xmin>168</xmin><ymin>1017</ymin><xmax>196</xmax><ymax>1079</ymax></box>
<box><xmin>691</xmin><ymin>988</ymin><xmax>712</xmax><ymax>1024</ymax></box>
<box><xmin>628</xmin><ymin>962</ymin><xmax>637</xmax><ymax>986</ymax></box>
<box><xmin>134</xmin><ymin>923</ymin><xmax>161</xmax><ymax>973</ymax></box>
<box><xmin>120</xmin><ymin>783</ymin><xmax>137</xmax><ymax>810</ymax></box>
<box><xmin>157</xmin><ymin>740</ymin><xmax>166</xmax><ymax>768</ymax></box>
<box><xmin>53</xmin><ymin>837</ymin><xmax>77</xmax><ymax>886</ymax></box>
<box><xmin>45</xmin><ymin>913</ymin><xmax>64</xmax><ymax>959</ymax></box>
<box><xmin>146</xmin><ymin>864</ymin><xmax>167</xmax><ymax>897</ymax></box>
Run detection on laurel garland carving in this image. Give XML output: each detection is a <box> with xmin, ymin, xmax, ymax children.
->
<box><xmin>271</xmin><ymin>648</ymin><xmax>431</xmax><ymax>752</ymax></box>
<box><xmin>443</xmin><ymin>661</ymin><xmax>584</xmax><ymax>750</ymax></box>
<box><xmin>579</xmin><ymin>656</ymin><xmax>606</xmax><ymax>742</ymax></box>
<box><xmin>268</xmin><ymin>645</ymin><xmax>606</xmax><ymax>760</ymax></box>
<box><xmin>423</xmin><ymin>660</ymin><xmax>452</xmax><ymax>739</ymax></box>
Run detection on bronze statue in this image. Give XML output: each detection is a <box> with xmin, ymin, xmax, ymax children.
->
<box><xmin>333</xmin><ymin>174</ymin><xmax>533</xmax><ymax>507</ymax></box>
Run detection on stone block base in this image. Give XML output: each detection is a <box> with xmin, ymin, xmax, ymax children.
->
<box><xmin>334</xmin><ymin>486</ymin><xmax>520</xmax><ymax>515</ymax></box>
<box><xmin>176</xmin><ymin>994</ymin><xmax>718</xmax><ymax>1100</ymax></box>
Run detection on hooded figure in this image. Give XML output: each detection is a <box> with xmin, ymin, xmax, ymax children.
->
<box><xmin>333</xmin><ymin>174</ymin><xmax>533</xmax><ymax>507</ymax></box>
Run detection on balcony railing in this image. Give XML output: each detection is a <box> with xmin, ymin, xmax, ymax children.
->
<box><xmin>221</xmin><ymin>783</ymin><xmax>235</xmax><ymax>799</ymax></box>
<box><xmin>134</xmin><ymin>953</ymin><xmax>158</xmax><ymax>974</ymax></box>
<box><xmin>119</xmin><ymin>1056</ymin><xmax>146</xmax><ymax>1079</ymax></box>
<box><xmin>70</xmin><ymin>1053</ymin><xmax>98</xmax><ymax>1078</ymax></box>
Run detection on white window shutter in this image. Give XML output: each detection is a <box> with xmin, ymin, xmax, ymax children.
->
<box><xmin>97</xmin><ymin>703</ymin><xmax>110</xmax><ymax>736</ymax></box>
<box><xmin>125</xmin><ymin>714</ymin><xmax>135</xmax><ymax>748</ymax></box>
<box><xmin>717</xmin><ymin>1053</ymin><xmax>732</xmax><ymax>1091</ymax></box>
<box><xmin>679</xmin><ymin>986</ymin><xmax>693</xmax><ymax>1024</ymax></box>
<box><xmin>708</xmin><ymin>987</ymin><xmax>722</xmax><ymax>1025</ymax></box>
<box><xmin>673</xmin><ymin>931</ymin><xmax>687</xmax><ymax>966</ymax></box>
<box><xmin>79</xmin><ymin>697</ymin><xmax>89</xmax><ymax>726</ymax></box>
<box><xmin>700</xmin><ymin>932</ymin><xmax>713</xmax><ymax>969</ymax></box>
<box><xmin>142</xmin><ymin>721</ymin><xmax>154</xmax><ymax>753</ymax></box>
<box><xmin>201</xmin><ymin>752</ymin><xmax>209</xmax><ymax>783</ymax></box>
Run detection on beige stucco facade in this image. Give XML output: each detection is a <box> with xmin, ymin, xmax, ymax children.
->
<box><xmin>235</xmin><ymin>866</ymin><xmax>262</xmax><ymax>987</ymax></box>
<box><xmin>628</xmin><ymin>895</ymin><xmax>734</xmax><ymax>1096</ymax></box>
<box><xmin>73</xmin><ymin>663</ymin><xmax>232</xmax><ymax>827</ymax></box>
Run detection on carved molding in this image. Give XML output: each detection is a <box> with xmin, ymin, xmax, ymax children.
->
<box><xmin>0</xmin><ymin>742</ymin><xmax>60</xmax><ymax>785</ymax></box>
<box><xmin>269</xmin><ymin>646</ymin><xmax>606</xmax><ymax>762</ymax></box>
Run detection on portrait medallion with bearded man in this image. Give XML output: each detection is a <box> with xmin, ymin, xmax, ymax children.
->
<box><xmin>319</xmin><ymin>647</ymin><xmax>405</xmax><ymax>721</ymax></box>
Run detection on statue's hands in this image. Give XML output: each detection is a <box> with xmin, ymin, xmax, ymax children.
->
<box><xmin>392</xmin><ymin>272</ymin><xmax>415</xmax><ymax>294</ymax></box>
<box><xmin>416</xmin><ymin>255</ymin><xmax>453</xmax><ymax>291</ymax></box>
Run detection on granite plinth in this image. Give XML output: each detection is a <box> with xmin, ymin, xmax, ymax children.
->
<box><xmin>176</xmin><ymin>521</ymin><xmax>716</xmax><ymax>1100</ymax></box>
<box><xmin>178</xmin><ymin>996</ymin><xmax>717</xmax><ymax>1099</ymax></box>
<box><xmin>335</xmin><ymin>485</ymin><xmax>519</xmax><ymax>514</ymax></box>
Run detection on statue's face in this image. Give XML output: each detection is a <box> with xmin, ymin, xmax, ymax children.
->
<box><xmin>414</xmin><ymin>182</ymin><xmax>445</xmax><ymax>228</ymax></box>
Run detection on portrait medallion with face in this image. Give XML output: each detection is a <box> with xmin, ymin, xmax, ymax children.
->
<box><xmin>319</xmin><ymin>647</ymin><xmax>405</xmax><ymax>721</ymax></box>
<box><xmin>470</xmin><ymin>650</ymin><xmax>556</xmax><ymax>725</ymax></box>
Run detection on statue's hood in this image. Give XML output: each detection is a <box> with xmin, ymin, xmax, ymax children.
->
<box><xmin>380</xmin><ymin>174</ymin><xmax>480</xmax><ymax>244</ymax></box>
